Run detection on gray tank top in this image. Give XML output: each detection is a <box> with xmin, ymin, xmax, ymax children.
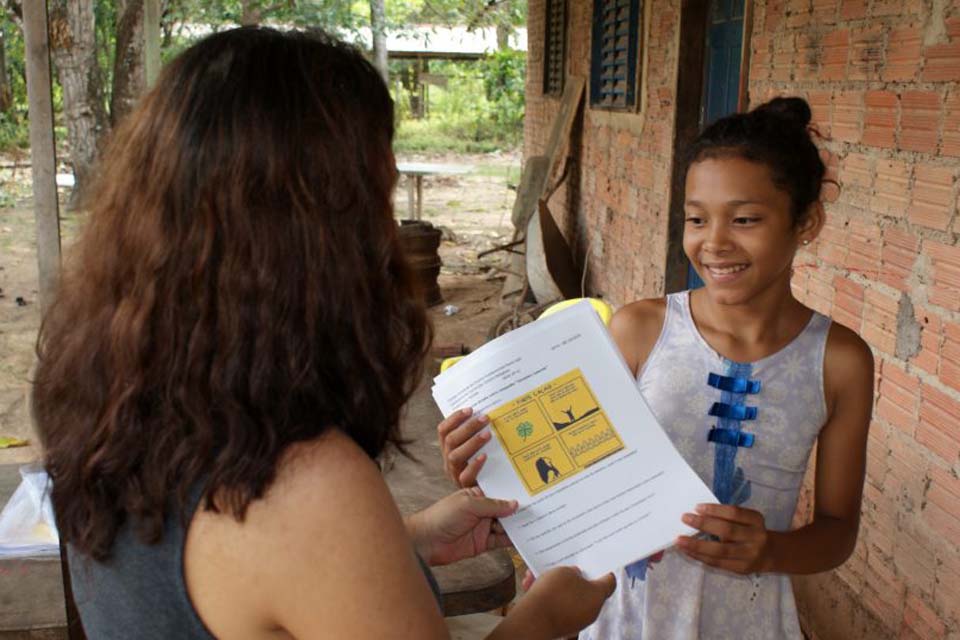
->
<box><xmin>68</xmin><ymin>482</ymin><xmax>442</xmax><ymax>638</ymax></box>
<box><xmin>584</xmin><ymin>291</ymin><xmax>832</xmax><ymax>639</ymax></box>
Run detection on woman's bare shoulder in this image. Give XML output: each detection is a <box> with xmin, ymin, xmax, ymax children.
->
<box><xmin>609</xmin><ymin>298</ymin><xmax>668</xmax><ymax>376</ymax></box>
<box><xmin>186</xmin><ymin>431</ymin><xmax>446</xmax><ymax>638</ymax></box>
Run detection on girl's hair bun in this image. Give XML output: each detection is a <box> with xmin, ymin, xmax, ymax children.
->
<box><xmin>755</xmin><ymin>96</ymin><xmax>812</xmax><ymax>129</ymax></box>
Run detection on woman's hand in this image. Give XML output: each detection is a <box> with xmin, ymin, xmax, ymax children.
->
<box><xmin>675</xmin><ymin>503</ymin><xmax>772</xmax><ymax>574</ymax></box>
<box><xmin>437</xmin><ymin>408</ymin><xmax>492</xmax><ymax>487</ymax></box>
<box><xmin>513</xmin><ymin>567</ymin><xmax>616</xmax><ymax>639</ymax></box>
<box><xmin>406</xmin><ymin>487</ymin><xmax>516</xmax><ymax>566</ymax></box>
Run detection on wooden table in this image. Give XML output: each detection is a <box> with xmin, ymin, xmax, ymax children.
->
<box><xmin>384</xmin><ymin>377</ymin><xmax>516</xmax><ymax>617</ymax></box>
<box><xmin>397</xmin><ymin>162</ymin><xmax>473</xmax><ymax>221</ymax></box>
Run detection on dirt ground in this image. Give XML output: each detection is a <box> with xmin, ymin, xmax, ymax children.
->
<box><xmin>0</xmin><ymin>150</ymin><xmax>522</xmax><ymax>467</ymax></box>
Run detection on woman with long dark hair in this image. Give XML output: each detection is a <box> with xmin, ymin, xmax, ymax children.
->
<box><xmin>33</xmin><ymin>27</ymin><xmax>613</xmax><ymax>639</ymax></box>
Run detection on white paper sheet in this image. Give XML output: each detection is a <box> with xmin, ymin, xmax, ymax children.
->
<box><xmin>432</xmin><ymin>301</ymin><xmax>717</xmax><ymax>579</ymax></box>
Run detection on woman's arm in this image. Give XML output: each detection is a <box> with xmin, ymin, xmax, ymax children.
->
<box><xmin>187</xmin><ymin>430</ymin><xmax>613</xmax><ymax>639</ymax></box>
<box><xmin>676</xmin><ymin>323</ymin><xmax>875</xmax><ymax>575</ymax></box>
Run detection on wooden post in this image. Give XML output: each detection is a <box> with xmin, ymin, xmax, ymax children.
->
<box><xmin>144</xmin><ymin>0</ymin><xmax>161</xmax><ymax>86</ymax></box>
<box><xmin>23</xmin><ymin>0</ymin><xmax>61</xmax><ymax>316</ymax></box>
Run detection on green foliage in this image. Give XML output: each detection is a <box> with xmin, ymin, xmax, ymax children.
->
<box><xmin>392</xmin><ymin>53</ymin><xmax>525</xmax><ymax>155</ymax></box>
<box><xmin>0</xmin><ymin>0</ymin><xmax>527</xmax><ymax>155</ymax></box>
<box><xmin>479</xmin><ymin>49</ymin><xmax>525</xmax><ymax>138</ymax></box>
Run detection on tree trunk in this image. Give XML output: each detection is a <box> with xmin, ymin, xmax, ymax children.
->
<box><xmin>111</xmin><ymin>0</ymin><xmax>146</xmax><ymax>125</ymax></box>
<box><xmin>496</xmin><ymin>23</ymin><xmax>510</xmax><ymax>50</ymax></box>
<box><xmin>240</xmin><ymin>0</ymin><xmax>262</xmax><ymax>26</ymax></box>
<box><xmin>48</xmin><ymin>0</ymin><xmax>108</xmax><ymax>206</ymax></box>
<box><xmin>0</xmin><ymin>31</ymin><xmax>11</xmax><ymax>112</ymax></box>
<box><xmin>369</xmin><ymin>0</ymin><xmax>388</xmax><ymax>84</ymax></box>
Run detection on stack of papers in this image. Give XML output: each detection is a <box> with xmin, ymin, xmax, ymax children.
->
<box><xmin>432</xmin><ymin>301</ymin><xmax>716</xmax><ymax>578</ymax></box>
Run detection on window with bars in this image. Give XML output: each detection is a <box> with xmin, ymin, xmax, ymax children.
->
<box><xmin>590</xmin><ymin>0</ymin><xmax>642</xmax><ymax>110</ymax></box>
<box><xmin>543</xmin><ymin>0</ymin><xmax>566</xmax><ymax>95</ymax></box>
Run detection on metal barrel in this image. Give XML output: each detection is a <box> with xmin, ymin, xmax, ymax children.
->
<box><xmin>397</xmin><ymin>219</ymin><xmax>443</xmax><ymax>307</ymax></box>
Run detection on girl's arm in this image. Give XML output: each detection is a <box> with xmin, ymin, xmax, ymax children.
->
<box><xmin>677</xmin><ymin>323</ymin><xmax>874</xmax><ymax>574</ymax></box>
<box><xmin>764</xmin><ymin>322</ymin><xmax>874</xmax><ymax>573</ymax></box>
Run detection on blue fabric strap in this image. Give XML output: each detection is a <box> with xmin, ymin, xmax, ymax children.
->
<box><xmin>707</xmin><ymin>373</ymin><xmax>761</xmax><ymax>394</ymax></box>
<box><xmin>708</xmin><ymin>402</ymin><xmax>758</xmax><ymax>421</ymax></box>
<box><xmin>708</xmin><ymin>427</ymin><xmax>755</xmax><ymax>448</ymax></box>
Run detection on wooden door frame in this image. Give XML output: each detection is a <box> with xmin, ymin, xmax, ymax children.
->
<box><xmin>664</xmin><ymin>0</ymin><xmax>752</xmax><ymax>294</ymax></box>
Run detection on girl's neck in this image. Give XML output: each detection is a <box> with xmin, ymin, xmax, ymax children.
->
<box><xmin>690</xmin><ymin>281</ymin><xmax>811</xmax><ymax>352</ymax></box>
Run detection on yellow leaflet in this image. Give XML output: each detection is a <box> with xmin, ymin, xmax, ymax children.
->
<box><xmin>487</xmin><ymin>368</ymin><xmax>624</xmax><ymax>496</ymax></box>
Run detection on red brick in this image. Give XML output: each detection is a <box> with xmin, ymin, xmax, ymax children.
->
<box><xmin>843</xmin><ymin>152</ymin><xmax>873</xmax><ymax>188</ymax></box>
<box><xmin>922</xmin><ymin>502</ymin><xmax>960</xmax><ymax>546</ymax></box>
<box><xmin>863</xmin><ymin>91</ymin><xmax>899</xmax><ymax>148</ymax></box>
<box><xmin>864</xmin><ymin>321</ymin><xmax>897</xmax><ymax>356</ymax></box>
<box><xmin>807</xmin><ymin>90</ymin><xmax>832</xmax><ymax>135</ymax></box>
<box><xmin>899</xmin><ymin>91</ymin><xmax>943</xmax><ymax>154</ymax></box>
<box><xmin>894</xmin><ymin>538</ymin><xmax>938</xmax><ymax>597</ymax></box>
<box><xmin>916</xmin><ymin>422</ymin><xmax>960</xmax><ymax>462</ymax></box>
<box><xmin>820</xmin><ymin>28</ymin><xmax>848</xmax><ymax>78</ymax></box>
<box><xmin>833</xmin><ymin>89</ymin><xmax>863</xmax><ymax>142</ymax></box>
<box><xmin>928</xmin><ymin>467</ymin><xmax>960</xmax><ymax>522</ymax></box>
<box><xmin>878</xmin><ymin>396</ymin><xmax>918</xmax><ymax>434</ymax></box>
<box><xmin>751</xmin><ymin>36</ymin><xmax>772</xmax><ymax>79</ymax></box>
<box><xmin>934</xmin><ymin>560</ymin><xmax>960</xmax><ymax>629</ymax></box>
<box><xmin>918</xmin><ymin>385</ymin><xmax>960</xmax><ymax>459</ymax></box>
<box><xmin>923</xmin><ymin>40</ymin><xmax>960</xmax><ymax>83</ymax></box>
<box><xmin>924</xmin><ymin>239</ymin><xmax>960</xmax><ymax>267</ymax></box>
<box><xmin>850</xmin><ymin>26</ymin><xmax>885</xmax><ymax>81</ymax></box>
<box><xmin>943</xmin><ymin>91</ymin><xmax>960</xmax><ymax>157</ymax></box>
<box><xmin>772</xmin><ymin>34</ymin><xmax>797</xmax><ymax>82</ymax></box>
<box><xmin>889</xmin><ymin>433</ymin><xmax>927</xmax><ymax>475</ymax></box>
<box><xmin>901</xmin><ymin>592</ymin><xmax>947</xmax><ymax>639</ymax></box>
<box><xmin>872</xmin><ymin>159</ymin><xmax>910</xmax><ymax>216</ymax></box>
<box><xmin>931</xmin><ymin>262</ymin><xmax>960</xmax><ymax>310</ymax></box>
<box><xmin>944</xmin><ymin>354</ymin><xmax>960</xmax><ymax>389</ymax></box>
<box><xmin>786</xmin><ymin>0</ymin><xmax>812</xmax><ymax>28</ymax></box>
<box><xmin>908</xmin><ymin>165</ymin><xmax>955</xmax><ymax>231</ymax></box>
<box><xmin>881</xmin><ymin>241</ymin><xmax>916</xmax><ymax>291</ymax></box>
<box><xmin>872</xmin><ymin>0</ymin><xmax>902</xmax><ymax>15</ymax></box>
<box><xmin>839</xmin><ymin>0</ymin><xmax>867</xmax><ymax>19</ymax></box>
<box><xmin>885</xmin><ymin>226</ymin><xmax>921</xmax><ymax>252</ymax></box>
<box><xmin>865</xmin><ymin>288</ymin><xmax>899</xmax><ymax>315</ymax></box>
<box><xmin>884</xmin><ymin>27</ymin><xmax>923</xmax><ymax>82</ymax></box>
<box><xmin>812</xmin><ymin>0</ymin><xmax>837</xmax><ymax>23</ymax></box>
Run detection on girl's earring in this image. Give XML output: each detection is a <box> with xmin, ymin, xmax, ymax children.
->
<box><xmin>802</xmin><ymin>239</ymin><xmax>810</xmax><ymax>246</ymax></box>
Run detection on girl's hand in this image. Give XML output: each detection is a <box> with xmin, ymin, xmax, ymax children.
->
<box><xmin>675</xmin><ymin>503</ymin><xmax>772</xmax><ymax>574</ymax></box>
<box><xmin>437</xmin><ymin>408</ymin><xmax>492</xmax><ymax>487</ymax></box>
<box><xmin>406</xmin><ymin>487</ymin><xmax>516</xmax><ymax>566</ymax></box>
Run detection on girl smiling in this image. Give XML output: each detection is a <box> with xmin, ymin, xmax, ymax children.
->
<box><xmin>441</xmin><ymin>97</ymin><xmax>875</xmax><ymax>639</ymax></box>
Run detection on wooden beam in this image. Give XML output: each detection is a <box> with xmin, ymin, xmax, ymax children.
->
<box><xmin>144</xmin><ymin>0</ymin><xmax>161</xmax><ymax>86</ymax></box>
<box><xmin>22</xmin><ymin>0</ymin><xmax>61</xmax><ymax>316</ymax></box>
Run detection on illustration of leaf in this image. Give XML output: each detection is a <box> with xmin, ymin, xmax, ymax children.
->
<box><xmin>516</xmin><ymin>421</ymin><xmax>534</xmax><ymax>440</ymax></box>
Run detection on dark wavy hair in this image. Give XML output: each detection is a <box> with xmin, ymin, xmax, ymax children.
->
<box><xmin>32</xmin><ymin>27</ymin><xmax>431</xmax><ymax>560</ymax></box>
<box><xmin>683</xmin><ymin>96</ymin><xmax>827</xmax><ymax>224</ymax></box>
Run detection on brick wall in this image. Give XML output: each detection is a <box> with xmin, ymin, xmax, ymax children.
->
<box><xmin>525</xmin><ymin>0</ymin><xmax>960</xmax><ymax>637</ymax></box>
<box><xmin>525</xmin><ymin>0</ymin><xmax>681</xmax><ymax>303</ymax></box>
<box><xmin>751</xmin><ymin>1</ymin><xmax>960</xmax><ymax>637</ymax></box>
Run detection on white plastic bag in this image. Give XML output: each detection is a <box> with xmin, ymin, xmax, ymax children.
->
<box><xmin>0</xmin><ymin>465</ymin><xmax>59</xmax><ymax>557</ymax></box>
